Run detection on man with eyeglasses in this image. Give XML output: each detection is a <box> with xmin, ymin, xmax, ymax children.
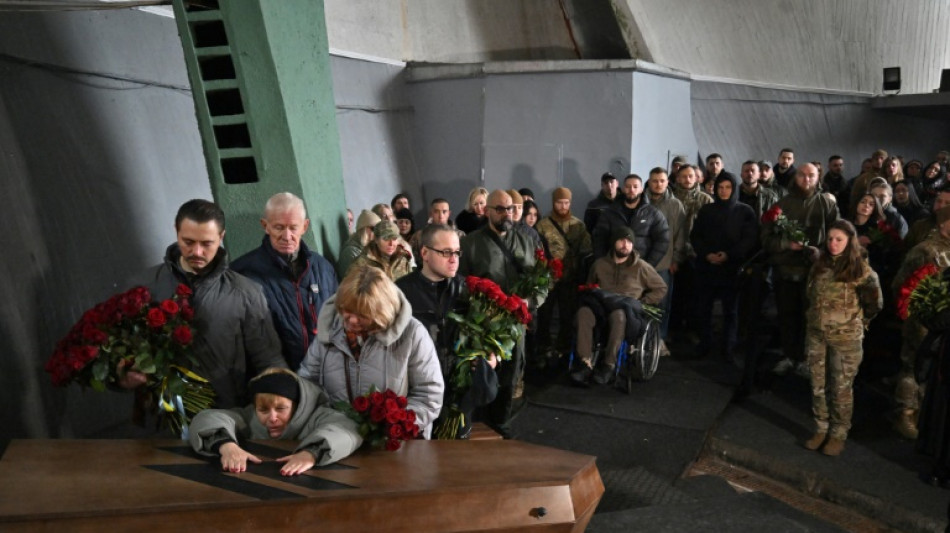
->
<box><xmin>397</xmin><ymin>224</ymin><xmax>498</xmax><ymax>439</ymax></box>
<box><xmin>459</xmin><ymin>189</ymin><xmax>547</xmax><ymax>438</ymax></box>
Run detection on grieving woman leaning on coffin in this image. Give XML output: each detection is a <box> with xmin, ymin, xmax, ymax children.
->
<box><xmin>189</xmin><ymin>368</ymin><xmax>363</xmax><ymax>476</ymax></box>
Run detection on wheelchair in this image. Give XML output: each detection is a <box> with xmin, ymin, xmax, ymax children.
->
<box><xmin>570</xmin><ymin>316</ymin><xmax>662</xmax><ymax>394</ymax></box>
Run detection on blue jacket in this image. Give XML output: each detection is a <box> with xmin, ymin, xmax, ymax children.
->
<box><xmin>232</xmin><ymin>237</ymin><xmax>338</xmax><ymax>371</ymax></box>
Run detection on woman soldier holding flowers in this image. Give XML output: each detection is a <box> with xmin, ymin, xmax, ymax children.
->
<box><xmin>803</xmin><ymin>220</ymin><xmax>882</xmax><ymax>456</ymax></box>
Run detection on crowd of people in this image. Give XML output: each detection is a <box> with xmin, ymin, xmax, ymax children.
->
<box><xmin>114</xmin><ymin>146</ymin><xmax>950</xmax><ymax>483</ymax></box>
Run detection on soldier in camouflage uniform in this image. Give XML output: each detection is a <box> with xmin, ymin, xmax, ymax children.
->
<box><xmin>890</xmin><ymin>205</ymin><xmax>950</xmax><ymax>439</ymax></box>
<box><xmin>535</xmin><ymin>187</ymin><xmax>592</xmax><ymax>360</ymax></box>
<box><xmin>804</xmin><ymin>220</ymin><xmax>883</xmax><ymax>456</ymax></box>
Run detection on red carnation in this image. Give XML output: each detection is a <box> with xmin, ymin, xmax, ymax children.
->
<box><xmin>370</xmin><ymin>406</ymin><xmax>386</xmax><ymax>423</ymax></box>
<box><xmin>353</xmin><ymin>395</ymin><xmax>370</xmax><ymax>413</ymax></box>
<box><xmin>549</xmin><ymin>258</ymin><xmax>564</xmax><ymax>279</ymax></box>
<box><xmin>160</xmin><ymin>299</ymin><xmax>180</xmax><ymax>316</ymax></box>
<box><xmin>385</xmin><ymin>438</ymin><xmax>401</xmax><ymax>451</ymax></box>
<box><xmin>502</xmin><ymin>295</ymin><xmax>520</xmax><ymax>312</ymax></box>
<box><xmin>172</xmin><ymin>325</ymin><xmax>193</xmax><ymax>345</ymax></box>
<box><xmin>146</xmin><ymin>307</ymin><xmax>167</xmax><ymax>328</ymax></box>
<box><xmin>385</xmin><ymin>408</ymin><xmax>405</xmax><ymax>424</ymax></box>
<box><xmin>175</xmin><ymin>284</ymin><xmax>192</xmax><ymax>298</ymax></box>
<box><xmin>534</xmin><ymin>248</ymin><xmax>546</xmax><ymax>260</ymax></box>
<box><xmin>180</xmin><ymin>303</ymin><xmax>195</xmax><ymax>321</ymax></box>
<box><xmin>370</xmin><ymin>391</ymin><xmax>385</xmax><ymax>406</ymax></box>
<box><xmin>396</xmin><ymin>395</ymin><xmax>408</xmax><ymax>408</ymax></box>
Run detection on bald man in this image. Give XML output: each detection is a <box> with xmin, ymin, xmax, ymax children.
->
<box><xmin>459</xmin><ymin>189</ymin><xmax>547</xmax><ymax>438</ymax></box>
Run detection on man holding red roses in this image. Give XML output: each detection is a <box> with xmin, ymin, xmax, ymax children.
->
<box><xmin>119</xmin><ymin>199</ymin><xmax>286</xmax><ymax>409</ymax></box>
<box><xmin>459</xmin><ymin>190</ymin><xmax>546</xmax><ymax>438</ymax></box>
<box><xmin>396</xmin><ymin>224</ymin><xmax>498</xmax><ymax>439</ymax></box>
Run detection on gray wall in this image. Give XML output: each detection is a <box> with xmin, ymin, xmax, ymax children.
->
<box><xmin>691</xmin><ymin>81</ymin><xmax>950</xmax><ymax>179</ymax></box>
<box><xmin>408</xmin><ymin>64</ymin><xmax>700</xmax><ymax>216</ymax></box>
<box><xmin>331</xmin><ymin>54</ymin><xmax>423</xmax><ymax>217</ymax></box>
<box><xmin>0</xmin><ymin>10</ymin><xmax>210</xmax><ymax>442</ymax></box>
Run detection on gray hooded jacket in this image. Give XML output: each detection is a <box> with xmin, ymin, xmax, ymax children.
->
<box><xmin>189</xmin><ymin>376</ymin><xmax>362</xmax><ymax>466</ymax></box>
<box><xmin>298</xmin><ymin>291</ymin><xmax>444</xmax><ymax>438</ymax></box>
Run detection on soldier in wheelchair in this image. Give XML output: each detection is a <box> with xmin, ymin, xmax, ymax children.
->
<box><xmin>571</xmin><ymin>227</ymin><xmax>667</xmax><ymax>387</ymax></box>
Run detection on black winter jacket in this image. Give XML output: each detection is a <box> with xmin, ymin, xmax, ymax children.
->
<box><xmin>395</xmin><ymin>271</ymin><xmax>498</xmax><ymax>438</ymax></box>
<box><xmin>232</xmin><ymin>237</ymin><xmax>338</xmax><ymax>371</ymax></box>
<box><xmin>691</xmin><ymin>174</ymin><xmax>758</xmax><ymax>285</ymax></box>
<box><xmin>147</xmin><ymin>244</ymin><xmax>286</xmax><ymax>408</ymax></box>
<box><xmin>592</xmin><ymin>198</ymin><xmax>670</xmax><ymax>267</ymax></box>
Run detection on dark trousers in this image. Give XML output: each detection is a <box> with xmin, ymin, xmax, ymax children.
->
<box><xmin>697</xmin><ymin>281</ymin><xmax>739</xmax><ymax>356</ymax></box>
<box><xmin>739</xmin><ymin>263</ymin><xmax>773</xmax><ymax>385</ymax></box>
<box><xmin>670</xmin><ymin>260</ymin><xmax>697</xmax><ymax>337</ymax></box>
<box><xmin>536</xmin><ymin>280</ymin><xmax>577</xmax><ymax>354</ymax></box>
<box><xmin>486</xmin><ymin>333</ymin><xmax>525</xmax><ymax>437</ymax></box>
<box><xmin>774</xmin><ymin>277</ymin><xmax>807</xmax><ymax>363</ymax></box>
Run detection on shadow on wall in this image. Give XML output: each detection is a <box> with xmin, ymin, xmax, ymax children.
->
<box><xmin>0</xmin><ymin>12</ymin><xmax>210</xmax><ymax>443</ymax></box>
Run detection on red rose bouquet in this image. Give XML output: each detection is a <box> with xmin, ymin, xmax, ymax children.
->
<box><xmin>510</xmin><ymin>248</ymin><xmax>562</xmax><ymax>301</ymax></box>
<box><xmin>435</xmin><ymin>276</ymin><xmax>531</xmax><ymax>439</ymax></box>
<box><xmin>761</xmin><ymin>205</ymin><xmax>809</xmax><ymax>246</ymax></box>
<box><xmin>897</xmin><ymin>263</ymin><xmax>947</xmax><ymax>321</ymax></box>
<box><xmin>44</xmin><ymin>284</ymin><xmax>214</xmax><ymax>436</ymax></box>
<box><xmin>867</xmin><ymin>219</ymin><xmax>903</xmax><ymax>250</ymax></box>
<box><xmin>335</xmin><ymin>387</ymin><xmax>418</xmax><ymax>451</ymax></box>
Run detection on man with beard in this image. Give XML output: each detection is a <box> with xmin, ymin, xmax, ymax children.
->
<box><xmin>739</xmin><ymin>160</ymin><xmax>780</xmax><ymax>219</ymax></box>
<box><xmin>459</xmin><ymin>190</ymin><xmax>546</xmax><ymax>438</ymax></box>
<box><xmin>397</xmin><ymin>224</ymin><xmax>498</xmax><ymax>439</ymax></box>
<box><xmin>822</xmin><ymin>155</ymin><xmax>849</xmax><ymax>211</ymax></box>
<box><xmin>118</xmin><ymin>199</ymin><xmax>286</xmax><ymax>408</ymax></box>
<box><xmin>705</xmin><ymin>153</ymin><xmax>737</xmax><ymax>185</ymax></box>
<box><xmin>759</xmin><ymin>160</ymin><xmax>786</xmax><ymax>198</ymax></box>
<box><xmin>232</xmin><ymin>193</ymin><xmax>339</xmax><ymax>371</ymax></box>
<box><xmin>584</xmin><ymin>172</ymin><xmax>619</xmax><ymax>233</ymax></box>
<box><xmin>536</xmin><ymin>187</ymin><xmax>592</xmax><ymax>362</ymax></box>
<box><xmin>762</xmin><ymin>163</ymin><xmax>839</xmax><ymax>377</ymax></box>
<box><xmin>571</xmin><ymin>226</ymin><xmax>667</xmax><ymax>385</ymax></box>
<box><xmin>670</xmin><ymin>164</ymin><xmax>712</xmax><ymax>339</ymax></box>
<box><xmin>646</xmin><ymin>168</ymin><xmax>685</xmax><ymax>348</ymax></box>
<box><xmin>774</xmin><ymin>148</ymin><xmax>797</xmax><ymax>189</ymax></box>
<box><xmin>593</xmin><ymin>173</ymin><xmax>670</xmax><ymax>267</ymax></box>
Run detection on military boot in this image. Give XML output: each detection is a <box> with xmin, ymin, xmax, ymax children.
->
<box><xmin>803</xmin><ymin>432</ymin><xmax>827</xmax><ymax>451</ymax></box>
<box><xmin>822</xmin><ymin>437</ymin><xmax>846</xmax><ymax>456</ymax></box>
<box><xmin>895</xmin><ymin>409</ymin><xmax>919</xmax><ymax>439</ymax></box>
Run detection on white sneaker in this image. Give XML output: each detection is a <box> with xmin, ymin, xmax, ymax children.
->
<box><xmin>659</xmin><ymin>340</ymin><xmax>671</xmax><ymax>357</ymax></box>
<box><xmin>772</xmin><ymin>357</ymin><xmax>794</xmax><ymax>375</ymax></box>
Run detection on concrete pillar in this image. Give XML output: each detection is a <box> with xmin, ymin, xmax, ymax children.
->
<box><xmin>172</xmin><ymin>0</ymin><xmax>346</xmax><ymax>258</ymax></box>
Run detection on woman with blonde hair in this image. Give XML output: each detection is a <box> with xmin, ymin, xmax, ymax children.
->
<box><xmin>455</xmin><ymin>187</ymin><xmax>488</xmax><ymax>233</ymax></box>
<box><xmin>189</xmin><ymin>368</ymin><xmax>362</xmax><ymax>475</ymax></box>
<box><xmin>299</xmin><ymin>265</ymin><xmax>444</xmax><ymax>437</ymax></box>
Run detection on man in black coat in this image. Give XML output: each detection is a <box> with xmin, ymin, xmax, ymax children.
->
<box><xmin>592</xmin><ymin>173</ymin><xmax>670</xmax><ymax>267</ymax></box>
<box><xmin>232</xmin><ymin>193</ymin><xmax>339</xmax><ymax>371</ymax></box>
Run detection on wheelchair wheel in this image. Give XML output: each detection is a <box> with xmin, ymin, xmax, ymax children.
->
<box><xmin>624</xmin><ymin>320</ymin><xmax>661</xmax><ymax>392</ymax></box>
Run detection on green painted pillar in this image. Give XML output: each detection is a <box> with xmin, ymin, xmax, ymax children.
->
<box><xmin>172</xmin><ymin>0</ymin><xmax>346</xmax><ymax>259</ymax></box>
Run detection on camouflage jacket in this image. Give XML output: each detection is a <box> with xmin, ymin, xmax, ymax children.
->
<box><xmin>892</xmin><ymin>232</ymin><xmax>950</xmax><ymax>294</ymax></box>
<box><xmin>648</xmin><ymin>190</ymin><xmax>687</xmax><ymax>270</ymax></box>
<box><xmin>806</xmin><ymin>258</ymin><xmax>882</xmax><ymax>334</ymax></box>
<box><xmin>672</xmin><ymin>185</ymin><xmax>712</xmax><ymax>258</ymax></box>
<box><xmin>535</xmin><ymin>214</ymin><xmax>591</xmax><ymax>282</ymax></box>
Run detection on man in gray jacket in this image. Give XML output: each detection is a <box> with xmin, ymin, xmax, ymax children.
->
<box><xmin>119</xmin><ymin>199</ymin><xmax>286</xmax><ymax>409</ymax></box>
